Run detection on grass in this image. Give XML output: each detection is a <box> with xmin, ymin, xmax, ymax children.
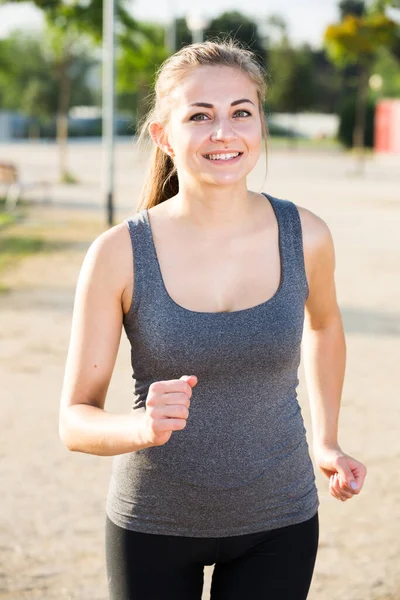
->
<box><xmin>61</xmin><ymin>170</ymin><xmax>79</xmax><ymax>184</ymax></box>
<box><xmin>0</xmin><ymin>203</ymin><xmax>104</xmax><ymax>292</ymax></box>
<box><xmin>0</xmin><ymin>235</ymin><xmax>45</xmax><ymax>274</ymax></box>
<box><xmin>0</xmin><ymin>196</ymin><xmax>46</xmax><ymax>281</ymax></box>
<box><xmin>0</xmin><ymin>212</ymin><xmax>16</xmax><ymax>227</ymax></box>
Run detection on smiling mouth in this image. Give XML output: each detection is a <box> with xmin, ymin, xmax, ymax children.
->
<box><xmin>203</xmin><ymin>152</ymin><xmax>243</xmax><ymax>161</ymax></box>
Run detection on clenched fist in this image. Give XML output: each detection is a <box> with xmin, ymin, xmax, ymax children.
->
<box><xmin>140</xmin><ymin>375</ymin><xmax>198</xmax><ymax>447</ymax></box>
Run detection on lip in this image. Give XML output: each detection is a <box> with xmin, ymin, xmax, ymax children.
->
<box><xmin>202</xmin><ymin>152</ymin><xmax>243</xmax><ymax>164</ymax></box>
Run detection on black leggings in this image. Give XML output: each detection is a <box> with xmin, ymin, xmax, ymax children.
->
<box><xmin>105</xmin><ymin>512</ymin><xmax>319</xmax><ymax>600</ymax></box>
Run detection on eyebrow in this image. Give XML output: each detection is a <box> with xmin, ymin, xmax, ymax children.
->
<box><xmin>188</xmin><ymin>98</ymin><xmax>255</xmax><ymax>108</ymax></box>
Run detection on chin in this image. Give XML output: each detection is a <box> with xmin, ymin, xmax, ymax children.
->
<box><xmin>201</xmin><ymin>175</ymin><xmax>244</xmax><ymax>187</ymax></box>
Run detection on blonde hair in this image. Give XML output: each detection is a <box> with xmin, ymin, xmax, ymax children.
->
<box><xmin>135</xmin><ymin>39</ymin><xmax>269</xmax><ymax>213</ymax></box>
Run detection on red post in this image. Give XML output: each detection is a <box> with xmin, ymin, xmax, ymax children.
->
<box><xmin>375</xmin><ymin>99</ymin><xmax>400</xmax><ymax>154</ymax></box>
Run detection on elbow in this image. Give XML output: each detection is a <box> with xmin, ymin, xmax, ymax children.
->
<box><xmin>59</xmin><ymin>410</ymin><xmax>78</xmax><ymax>452</ymax></box>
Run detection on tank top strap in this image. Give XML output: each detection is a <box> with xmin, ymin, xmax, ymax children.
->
<box><xmin>124</xmin><ymin>210</ymin><xmax>164</xmax><ymax>314</ymax></box>
<box><xmin>262</xmin><ymin>193</ymin><xmax>309</xmax><ymax>299</ymax></box>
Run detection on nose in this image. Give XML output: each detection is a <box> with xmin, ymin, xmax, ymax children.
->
<box><xmin>210</xmin><ymin>118</ymin><xmax>237</xmax><ymax>143</ymax></box>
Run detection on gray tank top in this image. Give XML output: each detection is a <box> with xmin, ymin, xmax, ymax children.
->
<box><xmin>106</xmin><ymin>193</ymin><xmax>319</xmax><ymax>537</ymax></box>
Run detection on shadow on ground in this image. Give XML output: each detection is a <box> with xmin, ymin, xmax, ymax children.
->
<box><xmin>342</xmin><ymin>307</ymin><xmax>400</xmax><ymax>337</ymax></box>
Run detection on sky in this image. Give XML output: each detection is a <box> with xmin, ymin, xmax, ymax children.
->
<box><xmin>0</xmin><ymin>0</ymin><xmax>341</xmax><ymax>48</ymax></box>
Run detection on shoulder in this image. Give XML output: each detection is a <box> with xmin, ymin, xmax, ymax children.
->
<box><xmin>295</xmin><ymin>204</ymin><xmax>334</xmax><ymax>251</ymax></box>
<box><xmin>267</xmin><ymin>194</ymin><xmax>334</xmax><ymax>261</ymax></box>
<box><xmin>84</xmin><ymin>221</ymin><xmax>131</xmax><ymax>268</ymax></box>
<box><xmin>78</xmin><ymin>220</ymin><xmax>133</xmax><ymax>301</ymax></box>
<box><xmin>294</xmin><ymin>204</ymin><xmax>336</xmax><ymax>279</ymax></box>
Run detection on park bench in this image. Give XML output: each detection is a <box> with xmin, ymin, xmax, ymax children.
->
<box><xmin>0</xmin><ymin>162</ymin><xmax>51</xmax><ymax>210</ymax></box>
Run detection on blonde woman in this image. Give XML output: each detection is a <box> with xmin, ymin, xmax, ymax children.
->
<box><xmin>59</xmin><ymin>40</ymin><xmax>367</xmax><ymax>599</ymax></box>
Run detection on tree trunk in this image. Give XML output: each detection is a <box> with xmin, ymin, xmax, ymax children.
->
<box><xmin>352</xmin><ymin>66</ymin><xmax>369</xmax><ymax>174</ymax></box>
<box><xmin>56</xmin><ymin>60</ymin><xmax>72</xmax><ymax>182</ymax></box>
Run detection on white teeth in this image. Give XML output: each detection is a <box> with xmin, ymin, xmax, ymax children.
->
<box><xmin>205</xmin><ymin>152</ymin><xmax>240</xmax><ymax>161</ymax></box>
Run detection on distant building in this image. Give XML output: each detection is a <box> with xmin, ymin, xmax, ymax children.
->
<box><xmin>0</xmin><ymin>111</ymin><xmax>30</xmax><ymax>140</ymax></box>
<box><xmin>0</xmin><ymin>108</ymin><xmax>135</xmax><ymax>140</ymax></box>
<box><xmin>268</xmin><ymin>113</ymin><xmax>339</xmax><ymax>139</ymax></box>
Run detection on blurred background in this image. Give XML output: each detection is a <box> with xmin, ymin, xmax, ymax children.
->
<box><xmin>0</xmin><ymin>1</ymin><xmax>399</xmax><ymax>599</ymax></box>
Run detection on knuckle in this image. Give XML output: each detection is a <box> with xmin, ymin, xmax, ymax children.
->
<box><xmin>149</xmin><ymin>381</ymin><xmax>164</xmax><ymax>394</ymax></box>
<box><xmin>180</xmin><ymin>381</ymin><xmax>192</xmax><ymax>397</ymax></box>
<box><xmin>179</xmin><ymin>406</ymin><xmax>189</xmax><ymax>419</ymax></box>
<box><xmin>180</xmin><ymin>393</ymin><xmax>191</xmax><ymax>407</ymax></box>
<box><xmin>146</xmin><ymin>405</ymin><xmax>158</xmax><ymax>418</ymax></box>
<box><xmin>146</xmin><ymin>395</ymin><xmax>155</xmax><ymax>407</ymax></box>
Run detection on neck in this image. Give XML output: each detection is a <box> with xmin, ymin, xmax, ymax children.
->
<box><xmin>167</xmin><ymin>179</ymin><xmax>254</xmax><ymax>231</ymax></box>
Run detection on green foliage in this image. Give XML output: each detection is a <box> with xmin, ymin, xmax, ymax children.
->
<box><xmin>117</xmin><ymin>21</ymin><xmax>168</xmax><ymax>120</ymax></box>
<box><xmin>0</xmin><ymin>213</ymin><xmax>15</xmax><ymax>228</ymax></box>
<box><xmin>371</xmin><ymin>46</ymin><xmax>400</xmax><ymax>96</ymax></box>
<box><xmin>338</xmin><ymin>95</ymin><xmax>376</xmax><ymax>147</ymax></box>
<box><xmin>0</xmin><ymin>34</ymin><xmax>56</xmax><ymax>116</ymax></box>
<box><xmin>205</xmin><ymin>11</ymin><xmax>266</xmax><ymax>68</ymax></box>
<box><xmin>1</xmin><ymin>0</ymin><xmax>166</xmax><ymax>122</ymax></box>
<box><xmin>175</xmin><ymin>18</ymin><xmax>192</xmax><ymax>49</ymax></box>
<box><xmin>339</xmin><ymin>0</ymin><xmax>366</xmax><ymax>18</ymax></box>
<box><xmin>372</xmin><ymin>0</ymin><xmax>400</xmax><ymax>9</ymax></box>
<box><xmin>267</xmin><ymin>45</ymin><xmax>319</xmax><ymax>113</ymax></box>
<box><xmin>325</xmin><ymin>13</ymin><xmax>398</xmax><ymax>67</ymax></box>
<box><xmin>0</xmin><ymin>0</ymin><xmax>137</xmax><ymax>41</ymax></box>
<box><xmin>0</xmin><ymin>30</ymin><xmax>96</xmax><ymax>119</ymax></box>
<box><xmin>117</xmin><ymin>22</ymin><xmax>167</xmax><ymax>95</ymax></box>
<box><xmin>174</xmin><ymin>11</ymin><xmax>266</xmax><ymax>68</ymax></box>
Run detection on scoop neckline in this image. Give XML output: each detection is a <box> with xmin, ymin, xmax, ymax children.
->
<box><xmin>143</xmin><ymin>193</ymin><xmax>285</xmax><ymax>317</ymax></box>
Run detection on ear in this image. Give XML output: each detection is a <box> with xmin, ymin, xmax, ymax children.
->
<box><xmin>148</xmin><ymin>121</ymin><xmax>174</xmax><ymax>157</ymax></box>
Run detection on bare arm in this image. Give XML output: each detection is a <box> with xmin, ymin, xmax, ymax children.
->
<box><xmin>301</xmin><ymin>212</ymin><xmax>346</xmax><ymax>451</ymax></box>
<box><xmin>299</xmin><ymin>207</ymin><xmax>367</xmax><ymax>500</ymax></box>
<box><xmin>59</xmin><ymin>223</ymin><xmax>149</xmax><ymax>456</ymax></box>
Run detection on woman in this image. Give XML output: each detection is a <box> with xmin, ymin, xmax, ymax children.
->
<box><xmin>59</xmin><ymin>40</ymin><xmax>367</xmax><ymax>599</ymax></box>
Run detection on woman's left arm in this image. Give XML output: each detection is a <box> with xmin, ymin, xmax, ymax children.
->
<box><xmin>299</xmin><ymin>207</ymin><xmax>367</xmax><ymax>502</ymax></box>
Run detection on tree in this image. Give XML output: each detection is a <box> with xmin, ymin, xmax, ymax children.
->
<box><xmin>267</xmin><ymin>45</ymin><xmax>318</xmax><ymax>114</ymax></box>
<box><xmin>117</xmin><ymin>22</ymin><xmax>168</xmax><ymax>124</ymax></box>
<box><xmin>0</xmin><ymin>0</ymin><xmax>138</xmax><ymax>42</ymax></box>
<box><xmin>0</xmin><ymin>0</ymin><xmax>154</xmax><ymax>180</ymax></box>
<box><xmin>0</xmin><ymin>30</ymin><xmax>95</xmax><ymax>135</ymax></box>
<box><xmin>175</xmin><ymin>17</ymin><xmax>192</xmax><ymax>49</ymax></box>
<box><xmin>371</xmin><ymin>0</ymin><xmax>400</xmax><ymax>61</ymax></box>
<box><xmin>325</xmin><ymin>11</ymin><xmax>398</xmax><ymax>163</ymax></box>
<box><xmin>205</xmin><ymin>11</ymin><xmax>266</xmax><ymax>68</ymax></box>
<box><xmin>43</xmin><ymin>23</ymin><xmax>97</xmax><ymax>181</ymax></box>
<box><xmin>339</xmin><ymin>0</ymin><xmax>366</xmax><ymax>18</ymax></box>
<box><xmin>371</xmin><ymin>45</ymin><xmax>400</xmax><ymax>96</ymax></box>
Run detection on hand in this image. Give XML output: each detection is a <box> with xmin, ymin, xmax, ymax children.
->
<box><xmin>140</xmin><ymin>375</ymin><xmax>198</xmax><ymax>447</ymax></box>
<box><xmin>313</xmin><ymin>444</ymin><xmax>367</xmax><ymax>502</ymax></box>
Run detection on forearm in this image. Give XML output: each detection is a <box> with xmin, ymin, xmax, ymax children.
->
<box><xmin>59</xmin><ymin>404</ymin><xmax>150</xmax><ymax>456</ymax></box>
<box><xmin>302</xmin><ymin>314</ymin><xmax>346</xmax><ymax>452</ymax></box>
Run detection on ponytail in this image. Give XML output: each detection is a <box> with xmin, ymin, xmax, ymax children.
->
<box><xmin>135</xmin><ymin>144</ymin><xmax>178</xmax><ymax>213</ymax></box>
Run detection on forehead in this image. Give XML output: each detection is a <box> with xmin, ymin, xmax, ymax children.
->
<box><xmin>170</xmin><ymin>65</ymin><xmax>258</xmax><ymax>107</ymax></box>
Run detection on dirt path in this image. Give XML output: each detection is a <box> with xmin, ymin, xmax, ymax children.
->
<box><xmin>0</xmin><ymin>149</ymin><xmax>399</xmax><ymax>599</ymax></box>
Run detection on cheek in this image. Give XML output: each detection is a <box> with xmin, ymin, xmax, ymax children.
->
<box><xmin>246</xmin><ymin>121</ymin><xmax>263</xmax><ymax>146</ymax></box>
<box><xmin>174</xmin><ymin>130</ymin><xmax>205</xmax><ymax>165</ymax></box>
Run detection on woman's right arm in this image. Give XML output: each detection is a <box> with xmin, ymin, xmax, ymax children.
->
<box><xmin>59</xmin><ymin>223</ymin><xmax>150</xmax><ymax>456</ymax></box>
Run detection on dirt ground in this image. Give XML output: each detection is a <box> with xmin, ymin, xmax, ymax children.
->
<box><xmin>0</xmin><ymin>142</ymin><xmax>399</xmax><ymax>599</ymax></box>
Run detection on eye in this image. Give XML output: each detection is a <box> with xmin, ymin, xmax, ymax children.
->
<box><xmin>190</xmin><ymin>113</ymin><xmax>210</xmax><ymax>122</ymax></box>
<box><xmin>233</xmin><ymin>109</ymin><xmax>251</xmax><ymax>118</ymax></box>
